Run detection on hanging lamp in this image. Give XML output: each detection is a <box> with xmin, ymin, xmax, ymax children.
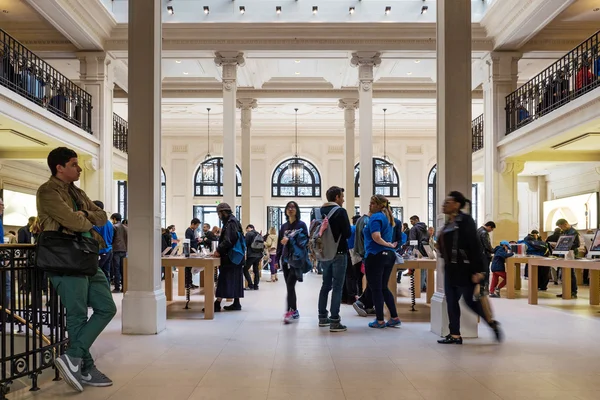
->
<box><xmin>289</xmin><ymin>108</ymin><xmax>306</xmax><ymax>184</ymax></box>
<box><xmin>375</xmin><ymin>108</ymin><xmax>394</xmax><ymax>184</ymax></box>
<box><xmin>201</xmin><ymin>107</ymin><xmax>216</xmax><ymax>183</ymax></box>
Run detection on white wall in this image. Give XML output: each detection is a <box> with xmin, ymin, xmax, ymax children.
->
<box><xmin>162</xmin><ymin>134</ymin><xmax>436</xmax><ymax>232</ymax></box>
<box><xmin>517</xmin><ymin>177</ymin><xmax>540</xmax><ymax>238</ymax></box>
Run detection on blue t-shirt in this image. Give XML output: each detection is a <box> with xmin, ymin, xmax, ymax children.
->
<box><xmin>171</xmin><ymin>232</ymin><xmax>178</xmax><ymax>249</ymax></box>
<box><xmin>93</xmin><ymin>221</ymin><xmax>114</xmax><ymax>254</ymax></box>
<box><xmin>0</xmin><ymin>216</ymin><xmax>4</xmax><ymax>243</ymax></box>
<box><xmin>347</xmin><ymin>225</ymin><xmax>356</xmax><ymax>250</ymax></box>
<box><xmin>364</xmin><ymin>212</ymin><xmax>393</xmax><ymax>257</ymax></box>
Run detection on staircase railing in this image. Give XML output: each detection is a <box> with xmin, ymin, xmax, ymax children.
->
<box><xmin>0</xmin><ymin>29</ymin><xmax>93</xmax><ymax>134</ymax></box>
<box><xmin>472</xmin><ymin>113</ymin><xmax>484</xmax><ymax>152</ymax></box>
<box><xmin>113</xmin><ymin>113</ymin><xmax>128</xmax><ymax>153</ymax></box>
<box><xmin>505</xmin><ymin>30</ymin><xmax>600</xmax><ymax>135</ymax></box>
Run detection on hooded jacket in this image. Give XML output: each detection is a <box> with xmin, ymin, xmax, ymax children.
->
<box><xmin>409</xmin><ymin>221</ymin><xmax>429</xmax><ymax>256</ymax></box>
<box><xmin>491</xmin><ymin>245</ymin><xmax>514</xmax><ymax>272</ymax></box>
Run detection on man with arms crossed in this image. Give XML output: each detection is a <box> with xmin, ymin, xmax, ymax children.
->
<box><xmin>37</xmin><ymin>147</ymin><xmax>117</xmax><ymax>392</ymax></box>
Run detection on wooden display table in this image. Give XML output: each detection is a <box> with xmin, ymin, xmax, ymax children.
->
<box><xmin>527</xmin><ymin>258</ymin><xmax>600</xmax><ymax>305</ymax></box>
<box><xmin>123</xmin><ymin>256</ymin><xmax>221</xmax><ymax>320</ymax></box>
<box><xmin>388</xmin><ymin>259</ymin><xmax>436</xmax><ymax>305</ymax></box>
<box><xmin>505</xmin><ymin>256</ymin><xmax>541</xmax><ymax>299</ymax></box>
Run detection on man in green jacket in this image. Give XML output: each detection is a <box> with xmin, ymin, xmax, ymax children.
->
<box><xmin>37</xmin><ymin>147</ymin><xmax>117</xmax><ymax>392</ymax></box>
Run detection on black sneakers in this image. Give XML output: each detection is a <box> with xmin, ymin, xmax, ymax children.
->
<box><xmin>437</xmin><ymin>335</ymin><xmax>463</xmax><ymax>345</ymax></box>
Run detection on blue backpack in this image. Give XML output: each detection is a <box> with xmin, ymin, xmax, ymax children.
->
<box><xmin>228</xmin><ymin>231</ymin><xmax>246</xmax><ymax>265</ymax></box>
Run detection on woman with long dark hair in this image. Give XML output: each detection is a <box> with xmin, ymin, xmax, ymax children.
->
<box><xmin>437</xmin><ymin>191</ymin><xmax>502</xmax><ymax>344</ymax></box>
<box><xmin>275</xmin><ymin>201</ymin><xmax>309</xmax><ymax>324</ymax></box>
<box><xmin>364</xmin><ymin>195</ymin><xmax>401</xmax><ymax>329</ymax></box>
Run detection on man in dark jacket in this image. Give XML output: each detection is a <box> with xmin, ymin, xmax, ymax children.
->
<box><xmin>409</xmin><ymin>215</ymin><xmax>430</xmax><ymax>290</ymax></box>
<box><xmin>185</xmin><ymin>218</ymin><xmax>201</xmax><ymax>289</ymax></box>
<box><xmin>110</xmin><ymin>213</ymin><xmax>128</xmax><ymax>293</ymax></box>
<box><xmin>18</xmin><ymin>216</ymin><xmax>36</xmax><ymax>244</ymax></box>
<box><xmin>244</xmin><ymin>224</ymin><xmax>263</xmax><ymax>290</ymax></box>
<box><xmin>477</xmin><ymin>221</ymin><xmax>496</xmax><ymax>295</ymax></box>
<box><xmin>317</xmin><ymin>186</ymin><xmax>352</xmax><ymax>332</ymax></box>
<box><xmin>556</xmin><ymin>219</ymin><xmax>580</xmax><ymax>298</ymax></box>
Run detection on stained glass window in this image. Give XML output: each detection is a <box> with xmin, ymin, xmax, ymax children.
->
<box><xmin>354</xmin><ymin>158</ymin><xmax>400</xmax><ymax>198</ymax></box>
<box><xmin>272</xmin><ymin>158</ymin><xmax>321</xmax><ymax>198</ymax></box>
<box><xmin>194</xmin><ymin>157</ymin><xmax>242</xmax><ymax>197</ymax></box>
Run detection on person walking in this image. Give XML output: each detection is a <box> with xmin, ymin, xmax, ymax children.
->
<box><xmin>110</xmin><ymin>213</ymin><xmax>128</xmax><ymax>292</ymax></box>
<box><xmin>363</xmin><ymin>195</ymin><xmax>401</xmax><ymax>329</ymax></box>
<box><xmin>276</xmin><ymin>201</ymin><xmax>309</xmax><ymax>324</ymax></box>
<box><xmin>316</xmin><ymin>186</ymin><xmax>352</xmax><ymax>332</ymax></box>
<box><xmin>265</xmin><ymin>227</ymin><xmax>279</xmax><ymax>282</ymax></box>
<box><xmin>37</xmin><ymin>147</ymin><xmax>117</xmax><ymax>391</ymax></box>
<box><xmin>436</xmin><ymin>191</ymin><xmax>502</xmax><ymax>344</ymax></box>
<box><xmin>92</xmin><ymin>201</ymin><xmax>113</xmax><ymax>284</ymax></box>
<box><xmin>244</xmin><ymin>224</ymin><xmax>263</xmax><ymax>290</ymax></box>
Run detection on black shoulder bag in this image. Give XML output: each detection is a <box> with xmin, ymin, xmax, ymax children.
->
<box><xmin>35</xmin><ymin>228</ymin><xmax>99</xmax><ymax>276</ymax></box>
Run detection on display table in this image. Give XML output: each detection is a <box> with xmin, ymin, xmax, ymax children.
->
<box><xmin>527</xmin><ymin>258</ymin><xmax>600</xmax><ymax>305</ymax></box>
<box><xmin>505</xmin><ymin>256</ymin><xmax>543</xmax><ymax>299</ymax></box>
<box><xmin>123</xmin><ymin>256</ymin><xmax>221</xmax><ymax>319</ymax></box>
<box><xmin>388</xmin><ymin>259</ymin><xmax>436</xmax><ymax>305</ymax></box>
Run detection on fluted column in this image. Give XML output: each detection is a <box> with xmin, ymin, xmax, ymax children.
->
<box><xmin>339</xmin><ymin>98</ymin><xmax>359</xmax><ymax>217</ymax></box>
<box><xmin>215</xmin><ymin>52</ymin><xmax>245</xmax><ymax>207</ymax></box>
<box><xmin>351</xmin><ymin>52</ymin><xmax>381</xmax><ymax>213</ymax></box>
<box><xmin>122</xmin><ymin>0</ymin><xmax>166</xmax><ymax>334</ymax></box>
<box><xmin>237</xmin><ymin>98</ymin><xmax>257</xmax><ymax>228</ymax></box>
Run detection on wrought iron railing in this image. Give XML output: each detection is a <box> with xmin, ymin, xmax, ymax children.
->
<box><xmin>0</xmin><ymin>29</ymin><xmax>92</xmax><ymax>134</ymax></box>
<box><xmin>506</xmin><ymin>30</ymin><xmax>600</xmax><ymax>135</ymax></box>
<box><xmin>472</xmin><ymin>113</ymin><xmax>484</xmax><ymax>152</ymax></box>
<box><xmin>0</xmin><ymin>245</ymin><xmax>68</xmax><ymax>399</ymax></box>
<box><xmin>113</xmin><ymin>113</ymin><xmax>128</xmax><ymax>153</ymax></box>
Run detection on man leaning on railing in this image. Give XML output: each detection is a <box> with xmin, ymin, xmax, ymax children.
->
<box><xmin>36</xmin><ymin>147</ymin><xmax>117</xmax><ymax>392</ymax></box>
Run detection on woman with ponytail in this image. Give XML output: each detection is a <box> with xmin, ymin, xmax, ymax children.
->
<box><xmin>363</xmin><ymin>195</ymin><xmax>401</xmax><ymax>328</ymax></box>
<box><xmin>437</xmin><ymin>191</ymin><xmax>503</xmax><ymax>344</ymax></box>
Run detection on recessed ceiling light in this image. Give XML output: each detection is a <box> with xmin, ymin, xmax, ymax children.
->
<box><xmin>295</xmin><ymin>72</ymin><xmax>300</xmax><ymax>75</ymax></box>
<box><xmin>349</xmin><ymin>7</ymin><xmax>355</xmax><ymax>14</ymax></box>
<box><xmin>414</xmin><ymin>60</ymin><xmax>421</xmax><ymax>64</ymax></box>
<box><xmin>276</xmin><ymin>6</ymin><xmax>281</xmax><ymax>14</ymax></box>
<box><xmin>175</xmin><ymin>60</ymin><xmax>182</xmax><ymax>63</ymax></box>
<box><xmin>407</xmin><ymin>72</ymin><xmax>412</xmax><ymax>75</ymax></box>
<box><xmin>239</xmin><ymin>6</ymin><xmax>245</xmax><ymax>14</ymax></box>
<box><xmin>183</xmin><ymin>72</ymin><xmax>189</xmax><ymax>75</ymax></box>
<box><xmin>421</xmin><ymin>5</ymin><xmax>428</xmax><ymax>14</ymax></box>
<box><xmin>312</xmin><ymin>6</ymin><xmax>318</xmax><ymax>14</ymax></box>
<box><xmin>203</xmin><ymin>6</ymin><xmax>209</xmax><ymax>14</ymax></box>
<box><xmin>167</xmin><ymin>5</ymin><xmax>174</xmax><ymax>14</ymax></box>
<box><xmin>385</xmin><ymin>6</ymin><xmax>391</xmax><ymax>15</ymax></box>
<box><xmin>295</xmin><ymin>60</ymin><xmax>300</xmax><ymax>63</ymax></box>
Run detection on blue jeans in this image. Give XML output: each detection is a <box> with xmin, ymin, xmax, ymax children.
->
<box><xmin>318</xmin><ymin>253</ymin><xmax>347</xmax><ymax>320</ymax></box>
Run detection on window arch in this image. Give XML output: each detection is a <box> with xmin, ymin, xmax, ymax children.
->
<box><xmin>194</xmin><ymin>157</ymin><xmax>242</xmax><ymax>197</ymax></box>
<box><xmin>354</xmin><ymin>158</ymin><xmax>400</xmax><ymax>198</ymax></box>
<box><xmin>161</xmin><ymin>168</ymin><xmax>166</xmax><ymax>228</ymax></box>
<box><xmin>427</xmin><ymin>165</ymin><xmax>436</xmax><ymax>228</ymax></box>
<box><xmin>271</xmin><ymin>158</ymin><xmax>321</xmax><ymax>198</ymax></box>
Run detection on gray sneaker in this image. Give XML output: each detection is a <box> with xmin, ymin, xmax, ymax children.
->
<box><xmin>318</xmin><ymin>316</ymin><xmax>331</xmax><ymax>327</ymax></box>
<box><xmin>81</xmin><ymin>366</ymin><xmax>113</xmax><ymax>387</ymax></box>
<box><xmin>54</xmin><ymin>354</ymin><xmax>84</xmax><ymax>392</ymax></box>
<box><xmin>330</xmin><ymin>318</ymin><xmax>347</xmax><ymax>332</ymax></box>
<box><xmin>352</xmin><ymin>301</ymin><xmax>367</xmax><ymax>317</ymax></box>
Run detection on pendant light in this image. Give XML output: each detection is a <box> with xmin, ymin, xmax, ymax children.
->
<box><xmin>289</xmin><ymin>108</ymin><xmax>306</xmax><ymax>184</ymax></box>
<box><xmin>201</xmin><ymin>107</ymin><xmax>216</xmax><ymax>183</ymax></box>
<box><xmin>375</xmin><ymin>108</ymin><xmax>394</xmax><ymax>184</ymax></box>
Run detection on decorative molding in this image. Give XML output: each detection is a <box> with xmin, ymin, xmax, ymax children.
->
<box><xmin>328</xmin><ymin>145</ymin><xmax>344</xmax><ymax>154</ymax></box>
<box><xmin>172</xmin><ymin>145</ymin><xmax>188</xmax><ymax>153</ymax></box>
<box><xmin>406</xmin><ymin>145</ymin><xmax>422</xmax><ymax>155</ymax></box>
<box><xmin>251</xmin><ymin>145</ymin><xmax>266</xmax><ymax>154</ymax></box>
<box><xmin>84</xmin><ymin>157</ymin><xmax>98</xmax><ymax>171</ymax></box>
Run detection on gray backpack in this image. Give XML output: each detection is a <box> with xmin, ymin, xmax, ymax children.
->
<box><xmin>308</xmin><ymin>206</ymin><xmax>341</xmax><ymax>262</ymax></box>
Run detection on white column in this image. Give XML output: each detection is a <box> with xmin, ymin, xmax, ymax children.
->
<box><xmin>537</xmin><ymin>175</ymin><xmax>547</xmax><ymax>233</ymax></box>
<box><xmin>431</xmin><ymin>0</ymin><xmax>478</xmax><ymax>338</ymax></box>
<box><xmin>122</xmin><ymin>0</ymin><xmax>166</xmax><ymax>335</ymax></box>
<box><xmin>237</xmin><ymin>98</ymin><xmax>257</xmax><ymax>228</ymax></box>
<box><xmin>78</xmin><ymin>52</ymin><xmax>115</xmax><ymax>211</ymax></box>
<box><xmin>482</xmin><ymin>52</ymin><xmax>522</xmax><ymax>244</ymax></box>
<box><xmin>215</xmin><ymin>52</ymin><xmax>245</xmax><ymax>207</ymax></box>
<box><xmin>351</xmin><ymin>53</ymin><xmax>380</xmax><ymax>214</ymax></box>
<box><xmin>339</xmin><ymin>98</ymin><xmax>359</xmax><ymax>216</ymax></box>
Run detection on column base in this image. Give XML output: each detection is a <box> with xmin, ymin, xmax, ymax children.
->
<box><xmin>122</xmin><ymin>289</ymin><xmax>167</xmax><ymax>335</ymax></box>
<box><xmin>430</xmin><ymin>291</ymin><xmax>479</xmax><ymax>338</ymax></box>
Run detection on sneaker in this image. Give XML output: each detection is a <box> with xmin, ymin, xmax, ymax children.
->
<box><xmin>318</xmin><ymin>316</ymin><xmax>331</xmax><ymax>327</ymax></box>
<box><xmin>366</xmin><ymin>308</ymin><xmax>376</xmax><ymax>315</ymax></box>
<box><xmin>54</xmin><ymin>354</ymin><xmax>84</xmax><ymax>392</ymax></box>
<box><xmin>254</xmin><ymin>285</ymin><xmax>259</xmax><ymax>291</ymax></box>
<box><xmin>495</xmin><ymin>289</ymin><xmax>501</xmax><ymax>298</ymax></box>
<box><xmin>385</xmin><ymin>318</ymin><xmax>402</xmax><ymax>328</ymax></box>
<box><xmin>112</xmin><ymin>288</ymin><xmax>121</xmax><ymax>293</ymax></box>
<box><xmin>437</xmin><ymin>334</ymin><xmax>463</xmax><ymax>345</ymax></box>
<box><xmin>283</xmin><ymin>310</ymin><xmax>294</xmax><ymax>324</ymax></box>
<box><xmin>292</xmin><ymin>310</ymin><xmax>300</xmax><ymax>320</ymax></box>
<box><xmin>330</xmin><ymin>319</ymin><xmax>347</xmax><ymax>332</ymax></box>
<box><xmin>368</xmin><ymin>319</ymin><xmax>386</xmax><ymax>329</ymax></box>
<box><xmin>489</xmin><ymin>293</ymin><xmax>499</xmax><ymax>298</ymax></box>
<box><xmin>223</xmin><ymin>304</ymin><xmax>242</xmax><ymax>311</ymax></box>
<box><xmin>352</xmin><ymin>301</ymin><xmax>367</xmax><ymax>317</ymax></box>
<box><xmin>489</xmin><ymin>320</ymin><xmax>503</xmax><ymax>343</ymax></box>
<box><xmin>81</xmin><ymin>367</ymin><xmax>113</xmax><ymax>387</ymax></box>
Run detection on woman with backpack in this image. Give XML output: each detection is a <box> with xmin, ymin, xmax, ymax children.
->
<box><xmin>436</xmin><ymin>191</ymin><xmax>502</xmax><ymax>344</ymax></box>
<box><xmin>363</xmin><ymin>195</ymin><xmax>402</xmax><ymax>329</ymax></box>
<box><xmin>275</xmin><ymin>201</ymin><xmax>309</xmax><ymax>324</ymax></box>
<box><xmin>265</xmin><ymin>226</ymin><xmax>279</xmax><ymax>282</ymax></box>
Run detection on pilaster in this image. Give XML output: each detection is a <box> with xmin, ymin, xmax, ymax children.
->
<box><xmin>339</xmin><ymin>98</ymin><xmax>359</xmax><ymax>217</ymax></box>
<box><xmin>237</xmin><ymin>98</ymin><xmax>257</xmax><ymax>228</ymax></box>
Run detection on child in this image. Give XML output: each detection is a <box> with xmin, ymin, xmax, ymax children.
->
<box><xmin>489</xmin><ymin>241</ymin><xmax>514</xmax><ymax>298</ymax></box>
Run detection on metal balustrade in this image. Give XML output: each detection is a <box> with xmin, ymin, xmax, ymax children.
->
<box><xmin>472</xmin><ymin>113</ymin><xmax>484</xmax><ymax>152</ymax></box>
<box><xmin>0</xmin><ymin>245</ymin><xmax>68</xmax><ymax>399</ymax></box>
<box><xmin>506</xmin><ymin>30</ymin><xmax>600</xmax><ymax>135</ymax></box>
<box><xmin>113</xmin><ymin>113</ymin><xmax>128</xmax><ymax>153</ymax></box>
<box><xmin>0</xmin><ymin>29</ymin><xmax>93</xmax><ymax>134</ymax></box>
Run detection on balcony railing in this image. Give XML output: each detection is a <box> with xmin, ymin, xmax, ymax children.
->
<box><xmin>506</xmin><ymin>30</ymin><xmax>600</xmax><ymax>135</ymax></box>
<box><xmin>113</xmin><ymin>113</ymin><xmax>128</xmax><ymax>153</ymax></box>
<box><xmin>472</xmin><ymin>113</ymin><xmax>484</xmax><ymax>152</ymax></box>
<box><xmin>0</xmin><ymin>29</ymin><xmax>92</xmax><ymax>134</ymax></box>
<box><xmin>0</xmin><ymin>245</ymin><xmax>68</xmax><ymax>399</ymax></box>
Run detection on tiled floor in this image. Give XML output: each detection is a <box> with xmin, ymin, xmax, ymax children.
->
<box><xmin>7</xmin><ymin>272</ymin><xmax>600</xmax><ymax>400</ymax></box>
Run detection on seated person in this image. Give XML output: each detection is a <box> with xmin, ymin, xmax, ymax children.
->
<box><xmin>489</xmin><ymin>241</ymin><xmax>514</xmax><ymax>298</ymax></box>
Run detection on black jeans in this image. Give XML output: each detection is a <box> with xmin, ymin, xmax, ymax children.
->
<box><xmin>98</xmin><ymin>251</ymin><xmax>112</xmax><ymax>283</ymax></box>
<box><xmin>346</xmin><ymin>257</ymin><xmax>364</xmax><ymax>300</ymax></box>
<box><xmin>365</xmin><ymin>251</ymin><xmax>397</xmax><ymax>322</ymax></box>
<box><xmin>282</xmin><ymin>263</ymin><xmax>298</xmax><ymax>311</ymax></box>
<box><xmin>445</xmin><ymin>279</ymin><xmax>488</xmax><ymax>336</ymax></box>
<box><xmin>538</xmin><ymin>266</ymin><xmax>550</xmax><ymax>290</ymax></box>
<box><xmin>111</xmin><ymin>251</ymin><xmax>126</xmax><ymax>289</ymax></box>
<box><xmin>244</xmin><ymin>257</ymin><xmax>261</xmax><ymax>287</ymax></box>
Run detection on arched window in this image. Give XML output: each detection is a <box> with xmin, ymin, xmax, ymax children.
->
<box><xmin>161</xmin><ymin>168</ymin><xmax>166</xmax><ymax>228</ymax></box>
<box><xmin>354</xmin><ymin>158</ymin><xmax>400</xmax><ymax>198</ymax></box>
<box><xmin>427</xmin><ymin>165</ymin><xmax>436</xmax><ymax>228</ymax></box>
<box><xmin>194</xmin><ymin>157</ymin><xmax>242</xmax><ymax>197</ymax></box>
<box><xmin>271</xmin><ymin>158</ymin><xmax>321</xmax><ymax>197</ymax></box>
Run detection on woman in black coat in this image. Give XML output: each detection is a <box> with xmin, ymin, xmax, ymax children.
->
<box><xmin>437</xmin><ymin>191</ymin><xmax>502</xmax><ymax>344</ymax></box>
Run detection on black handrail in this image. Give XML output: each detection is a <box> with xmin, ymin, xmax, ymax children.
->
<box><xmin>0</xmin><ymin>29</ymin><xmax>93</xmax><ymax>134</ymax></box>
<box><xmin>472</xmin><ymin>113</ymin><xmax>484</xmax><ymax>152</ymax></box>
<box><xmin>506</xmin><ymin>30</ymin><xmax>600</xmax><ymax>135</ymax></box>
<box><xmin>0</xmin><ymin>244</ymin><xmax>68</xmax><ymax>399</ymax></box>
<box><xmin>113</xmin><ymin>113</ymin><xmax>128</xmax><ymax>153</ymax></box>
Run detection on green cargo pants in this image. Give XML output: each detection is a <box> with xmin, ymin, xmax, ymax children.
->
<box><xmin>50</xmin><ymin>268</ymin><xmax>117</xmax><ymax>373</ymax></box>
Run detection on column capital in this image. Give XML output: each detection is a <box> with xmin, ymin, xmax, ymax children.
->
<box><xmin>482</xmin><ymin>51</ymin><xmax>521</xmax><ymax>88</ymax></box>
<box><xmin>214</xmin><ymin>51</ymin><xmax>245</xmax><ymax>67</ymax></box>
<box><xmin>350</xmin><ymin>52</ymin><xmax>382</xmax><ymax>69</ymax></box>
<box><xmin>499</xmin><ymin>159</ymin><xmax>525</xmax><ymax>175</ymax></box>
<box><xmin>338</xmin><ymin>98</ymin><xmax>359</xmax><ymax>110</ymax></box>
<box><xmin>236</xmin><ymin>98</ymin><xmax>257</xmax><ymax>110</ymax></box>
<box><xmin>78</xmin><ymin>51</ymin><xmax>115</xmax><ymax>82</ymax></box>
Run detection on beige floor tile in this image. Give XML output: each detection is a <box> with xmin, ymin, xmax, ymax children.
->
<box><xmin>418</xmin><ymin>388</ymin><xmax>502</xmax><ymax>400</ymax></box>
<box><xmin>106</xmin><ymin>383</ymin><xmax>196</xmax><ymax>400</ymax></box>
<box><xmin>187</xmin><ymin>386</ymin><xmax>269</xmax><ymax>400</ymax></box>
<box><xmin>471</xmin><ymin>372</ymin><xmax>560</xmax><ymax>392</ymax></box>
<box><xmin>573</xmin><ymin>391</ymin><xmax>600</xmax><ymax>400</ymax></box>
<box><xmin>127</xmin><ymin>365</ymin><xmax>208</xmax><ymax>386</ymax></box>
<box><xmin>343</xmin><ymin>388</ymin><xmax>425</xmax><ymax>400</ymax></box>
<box><xmin>198</xmin><ymin>367</ymin><xmax>272</xmax><ymax>389</ymax></box>
<box><xmin>267</xmin><ymin>387</ymin><xmax>346</xmax><ymax>399</ymax></box>
<box><xmin>270</xmin><ymin>368</ymin><xmax>341</xmax><ymax>388</ymax></box>
<box><xmin>405</xmin><ymin>371</ymin><xmax>487</xmax><ymax>391</ymax></box>
<box><xmin>494</xmin><ymin>390</ymin><xmax>583</xmax><ymax>400</ymax></box>
<box><xmin>338</xmin><ymin>369</ymin><xmax>414</xmax><ymax>390</ymax></box>
<box><xmin>333</xmin><ymin>357</ymin><xmax>398</xmax><ymax>371</ymax></box>
<box><xmin>537</xmin><ymin>373</ymin><xmax>600</xmax><ymax>391</ymax></box>
<box><xmin>273</xmin><ymin>356</ymin><xmax>336</xmax><ymax>371</ymax></box>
